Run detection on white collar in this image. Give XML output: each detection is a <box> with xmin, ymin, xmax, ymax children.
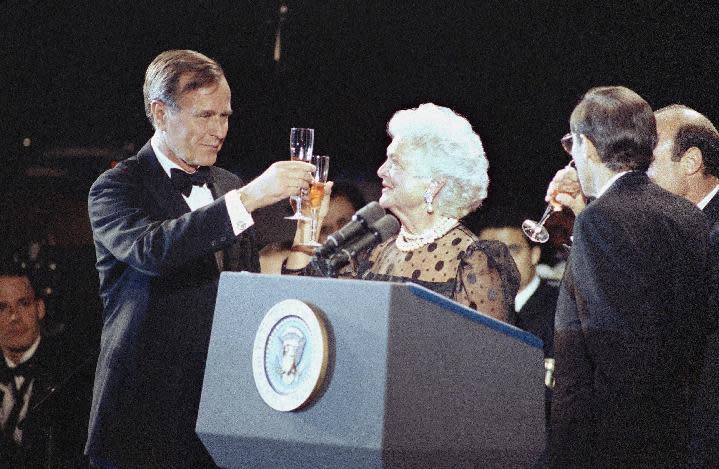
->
<box><xmin>4</xmin><ymin>336</ymin><xmax>41</xmax><ymax>368</ymax></box>
<box><xmin>596</xmin><ymin>170</ymin><xmax>631</xmax><ymax>199</ymax></box>
<box><xmin>515</xmin><ymin>274</ymin><xmax>541</xmax><ymax>312</ymax></box>
<box><xmin>697</xmin><ymin>184</ymin><xmax>719</xmax><ymax>210</ymax></box>
<box><xmin>151</xmin><ymin>133</ymin><xmax>190</xmax><ymax>178</ymax></box>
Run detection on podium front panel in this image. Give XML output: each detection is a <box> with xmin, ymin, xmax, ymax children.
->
<box><xmin>197</xmin><ymin>273</ymin><xmax>545</xmax><ymax>468</ymax></box>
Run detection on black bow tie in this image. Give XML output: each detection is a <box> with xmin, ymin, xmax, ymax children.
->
<box><xmin>170</xmin><ymin>167</ymin><xmax>213</xmax><ymax>197</ymax></box>
<box><xmin>1</xmin><ymin>360</ymin><xmax>35</xmax><ymax>384</ymax></box>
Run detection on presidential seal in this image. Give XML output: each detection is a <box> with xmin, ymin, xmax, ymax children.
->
<box><xmin>252</xmin><ymin>299</ymin><xmax>329</xmax><ymax>411</ymax></box>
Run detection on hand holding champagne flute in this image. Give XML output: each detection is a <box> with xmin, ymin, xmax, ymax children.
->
<box><xmin>523</xmin><ymin>133</ymin><xmax>585</xmax><ymax>243</ymax></box>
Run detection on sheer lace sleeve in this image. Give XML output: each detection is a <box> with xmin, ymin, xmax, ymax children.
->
<box><xmin>454</xmin><ymin>240</ymin><xmax>520</xmax><ymax>323</ymax></box>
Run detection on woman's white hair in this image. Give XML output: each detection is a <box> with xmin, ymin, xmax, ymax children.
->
<box><xmin>387</xmin><ymin>103</ymin><xmax>489</xmax><ymax>218</ymax></box>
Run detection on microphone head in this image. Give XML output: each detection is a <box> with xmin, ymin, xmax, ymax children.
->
<box><xmin>372</xmin><ymin>214</ymin><xmax>401</xmax><ymax>241</ymax></box>
<box><xmin>352</xmin><ymin>201</ymin><xmax>385</xmax><ymax>225</ymax></box>
<box><xmin>317</xmin><ymin>201</ymin><xmax>387</xmax><ymax>257</ymax></box>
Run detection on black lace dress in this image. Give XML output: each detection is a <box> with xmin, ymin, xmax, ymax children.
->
<box><xmin>338</xmin><ymin>224</ymin><xmax>520</xmax><ymax>324</ymax></box>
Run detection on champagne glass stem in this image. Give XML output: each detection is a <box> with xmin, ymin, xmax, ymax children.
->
<box><xmin>534</xmin><ymin>204</ymin><xmax>554</xmax><ymax>233</ymax></box>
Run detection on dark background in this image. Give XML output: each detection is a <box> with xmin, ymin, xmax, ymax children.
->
<box><xmin>1</xmin><ymin>0</ymin><xmax>718</xmax><ymax>249</ymax></box>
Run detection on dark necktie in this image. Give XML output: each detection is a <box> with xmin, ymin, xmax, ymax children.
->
<box><xmin>170</xmin><ymin>167</ymin><xmax>213</xmax><ymax>197</ymax></box>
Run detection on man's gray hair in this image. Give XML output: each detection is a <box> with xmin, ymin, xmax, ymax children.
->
<box><xmin>143</xmin><ymin>49</ymin><xmax>225</xmax><ymax>129</ymax></box>
<box><xmin>387</xmin><ymin>103</ymin><xmax>489</xmax><ymax>218</ymax></box>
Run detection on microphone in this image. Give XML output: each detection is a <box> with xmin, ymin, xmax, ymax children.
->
<box><xmin>315</xmin><ymin>201</ymin><xmax>386</xmax><ymax>258</ymax></box>
<box><xmin>310</xmin><ymin>214</ymin><xmax>400</xmax><ymax>276</ymax></box>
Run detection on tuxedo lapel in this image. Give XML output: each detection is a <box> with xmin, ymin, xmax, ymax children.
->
<box><xmin>136</xmin><ymin>142</ymin><xmax>192</xmax><ymax>220</ymax></box>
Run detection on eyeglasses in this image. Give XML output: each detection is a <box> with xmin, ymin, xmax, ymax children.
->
<box><xmin>560</xmin><ymin>133</ymin><xmax>574</xmax><ymax>155</ymax></box>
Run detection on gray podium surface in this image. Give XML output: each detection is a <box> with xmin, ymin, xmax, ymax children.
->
<box><xmin>197</xmin><ymin>272</ymin><xmax>545</xmax><ymax>468</ymax></box>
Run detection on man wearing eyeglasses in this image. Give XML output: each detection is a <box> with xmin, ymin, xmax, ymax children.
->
<box><xmin>547</xmin><ymin>86</ymin><xmax>711</xmax><ymax>468</ymax></box>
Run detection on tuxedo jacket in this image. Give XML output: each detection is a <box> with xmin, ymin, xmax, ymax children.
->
<box><xmin>86</xmin><ymin>141</ymin><xmax>260</xmax><ymax>467</ymax></box>
<box><xmin>0</xmin><ymin>335</ymin><xmax>93</xmax><ymax>468</ymax></box>
<box><xmin>550</xmin><ymin>172</ymin><xmax>711</xmax><ymax>468</ymax></box>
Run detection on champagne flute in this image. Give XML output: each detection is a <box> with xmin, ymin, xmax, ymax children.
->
<box><xmin>285</xmin><ymin>128</ymin><xmax>314</xmax><ymax>221</ymax></box>
<box><xmin>303</xmin><ymin>155</ymin><xmax>330</xmax><ymax>247</ymax></box>
<box><xmin>522</xmin><ymin>204</ymin><xmax>554</xmax><ymax>243</ymax></box>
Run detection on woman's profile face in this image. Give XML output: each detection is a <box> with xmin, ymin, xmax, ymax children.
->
<box><xmin>377</xmin><ymin>138</ymin><xmax>429</xmax><ymax>219</ymax></box>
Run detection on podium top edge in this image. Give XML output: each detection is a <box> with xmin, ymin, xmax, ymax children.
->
<box><xmin>228</xmin><ymin>272</ymin><xmax>543</xmax><ymax>349</ymax></box>
<box><xmin>406</xmin><ymin>283</ymin><xmax>543</xmax><ymax>350</ymax></box>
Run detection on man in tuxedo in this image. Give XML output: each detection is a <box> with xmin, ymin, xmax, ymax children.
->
<box><xmin>476</xmin><ymin>209</ymin><xmax>559</xmax><ymax>439</ymax></box>
<box><xmin>547</xmin><ymin>86</ymin><xmax>711</xmax><ymax>467</ymax></box>
<box><xmin>476</xmin><ymin>211</ymin><xmax>558</xmax><ymax>359</ymax></box>
<box><xmin>86</xmin><ymin>50</ymin><xmax>315</xmax><ymax>468</ymax></box>
<box><xmin>0</xmin><ymin>260</ymin><xmax>92</xmax><ymax>467</ymax></box>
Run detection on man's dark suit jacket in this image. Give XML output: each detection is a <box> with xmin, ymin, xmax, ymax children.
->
<box><xmin>550</xmin><ymin>172</ymin><xmax>711</xmax><ymax>468</ymax></box>
<box><xmin>0</xmin><ymin>335</ymin><xmax>93</xmax><ymax>468</ymax></box>
<box><xmin>690</xmin><ymin>189</ymin><xmax>719</xmax><ymax>468</ymax></box>
<box><xmin>702</xmin><ymin>189</ymin><xmax>719</xmax><ymax>226</ymax></box>
<box><xmin>86</xmin><ymin>142</ymin><xmax>260</xmax><ymax>468</ymax></box>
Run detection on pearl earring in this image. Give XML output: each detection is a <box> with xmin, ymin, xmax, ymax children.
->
<box><xmin>424</xmin><ymin>181</ymin><xmax>438</xmax><ymax>214</ymax></box>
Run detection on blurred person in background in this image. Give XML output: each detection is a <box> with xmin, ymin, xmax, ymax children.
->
<box><xmin>259</xmin><ymin>180</ymin><xmax>367</xmax><ymax>274</ymax></box>
<box><xmin>0</xmin><ymin>258</ymin><xmax>92</xmax><ymax>468</ymax></box>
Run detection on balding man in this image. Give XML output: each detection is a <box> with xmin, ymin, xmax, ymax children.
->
<box><xmin>647</xmin><ymin>105</ymin><xmax>719</xmax><ymax>468</ymax></box>
<box><xmin>648</xmin><ymin>104</ymin><xmax>719</xmax><ymax>223</ymax></box>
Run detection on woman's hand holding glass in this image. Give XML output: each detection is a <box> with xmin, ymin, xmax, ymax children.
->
<box><xmin>303</xmin><ymin>155</ymin><xmax>331</xmax><ymax>247</ymax></box>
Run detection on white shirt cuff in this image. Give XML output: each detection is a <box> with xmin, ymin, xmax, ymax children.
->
<box><xmin>225</xmin><ymin>189</ymin><xmax>254</xmax><ymax>235</ymax></box>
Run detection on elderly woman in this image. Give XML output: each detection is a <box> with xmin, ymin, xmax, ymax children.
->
<box><xmin>285</xmin><ymin>103</ymin><xmax>519</xmax><ymax>323</ymax></box>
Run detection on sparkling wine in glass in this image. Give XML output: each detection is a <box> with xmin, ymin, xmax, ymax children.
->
<box><xmin>304</xmin><ymin>155</ymin><xmax>330</xmax><ymax>247</ymax></box>
<box><xmin>286</xmin><ymin>127</ymin><xmax>314</xmax><ymax>221</ymax></box>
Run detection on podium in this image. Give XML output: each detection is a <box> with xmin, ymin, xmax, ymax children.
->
<box><xmin>197</xmin><ymin>273</ymin><xmax>545</xmax><ymax>468</ymax></box>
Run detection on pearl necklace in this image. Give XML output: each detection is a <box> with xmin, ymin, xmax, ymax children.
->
<box><xmin>395</xmin><ymin>217</ymin><xmax>460</xmax><ymax>252</ymax></box>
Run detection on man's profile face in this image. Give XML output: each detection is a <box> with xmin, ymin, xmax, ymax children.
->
<box><xmin>479</xmin><ymin>227</ymin><xmax>539</xmax><ymax>290</ymax></box>
<box><xmin>160</xmin><ymin>74</ymin><xmax>232</xmax><ymax>169</ymax></box>
<box><xmin>647</xmin><ymin>115</ymin><xmax>686</xmax><ymax>197</ymax></box>
<box><xmin>0</xmin><ymin>276</ymin><xmax>45</xmax><ymax>355</ymax></box>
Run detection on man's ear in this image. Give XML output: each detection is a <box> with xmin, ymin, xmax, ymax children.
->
<box><xmin>151</xmin><ymin>100</ymin><xmax>169</xmax><ymax>131</ymax></box>
<box><xmin>681</xmin><ymin>147</ymin><xmax>704</xmax><ymax>176</ymax></box>
<box><xmin>36</xmin><ymin>297</ymin><xmax>46</xmax><ymax>321</ymax></box>
<box><xmin>530</xmin><ymin>245</ymin><xmax>541</xmax><ymax>266</ymax></box>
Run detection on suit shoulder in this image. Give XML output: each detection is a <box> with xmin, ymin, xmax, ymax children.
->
<box><xmin>90</xmin><ymin>155</ymin><xmax>142</xmax><ymax>193</ymax></box>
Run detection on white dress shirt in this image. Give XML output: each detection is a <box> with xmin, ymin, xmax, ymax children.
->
<box><xmin>515</xmin><ymin>274</ymin><xmax>541</xmax><ymax>313</ymax></box>
<box><xmin>151</xmin><ymin>135</ymin><xmax>253</xmax><ymax>235</ymax></box>
<box><xmin>697</xmin><ymin>184</ymin><xmax>719</xmax><ymax>210</ymax></box>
